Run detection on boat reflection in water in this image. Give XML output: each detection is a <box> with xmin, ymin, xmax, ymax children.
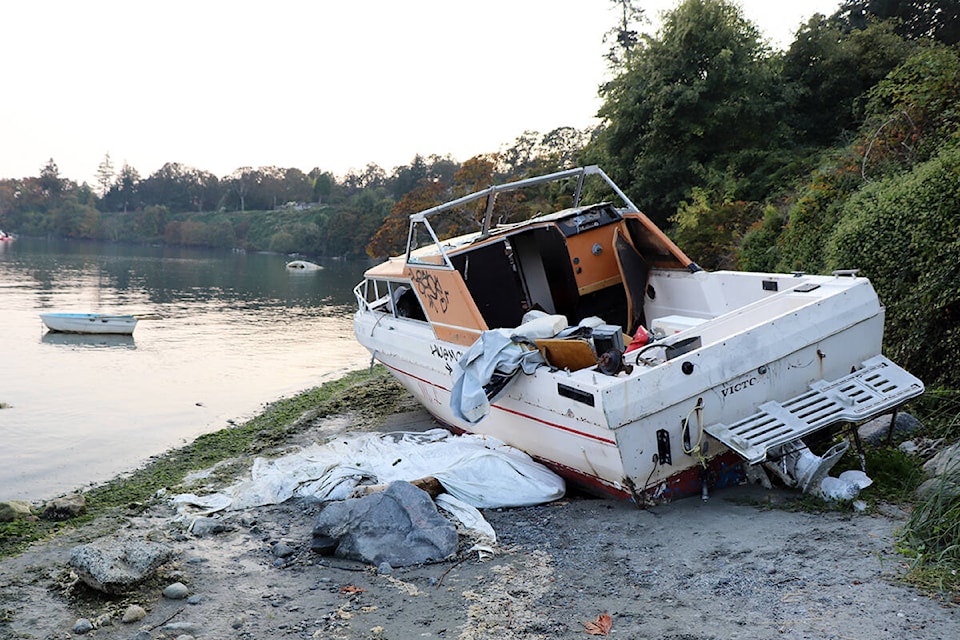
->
<box><xmin>41</xmin><ymin>332</ymin><xmax>136</xmax><ymax>350</ymax></box>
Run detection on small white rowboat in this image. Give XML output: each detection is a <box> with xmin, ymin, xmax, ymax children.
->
<box><xmin>40</xmin><ymin>313</ymin><xmax>138</xmax><ymax>335</ymax></box>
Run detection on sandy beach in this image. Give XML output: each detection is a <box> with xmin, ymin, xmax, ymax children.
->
<box><xmin>1</xmin><ymin>384</ymin><xmax>958</xmax><ymax>639</ymax></box>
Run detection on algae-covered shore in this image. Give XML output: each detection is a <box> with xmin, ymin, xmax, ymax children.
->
<box><xmin>1</xmin><ymin>367</ymin><xmax>959</xmax><ymax>639</ymax></box>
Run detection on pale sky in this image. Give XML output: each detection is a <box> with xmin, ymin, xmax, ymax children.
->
<box><xmin>0</xmin><ymin>1</ymin><xmax>842</xmax><ymax>185</ymax></box>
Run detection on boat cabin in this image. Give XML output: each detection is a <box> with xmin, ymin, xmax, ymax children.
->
<box><xmin>359</xmin><ymin>196</ymin><xmax>696</xmax><ymax>349</ymax></box>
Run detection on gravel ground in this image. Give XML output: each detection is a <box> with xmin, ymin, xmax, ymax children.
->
<box><xmin>2</xmin><ymin>409</ymin><xmax>958</xmax><ymax>639</ymax></box>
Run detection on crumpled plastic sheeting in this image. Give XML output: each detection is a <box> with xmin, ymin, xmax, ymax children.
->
<box><xmin>820</xmin><ymin>469</ymin><xmax>874</xmax><ymax>501</ymax></box>
<box><xmin>172</xmin><ymin>429</ymin><xmax>565</xmax><ymax>536</ymax></box>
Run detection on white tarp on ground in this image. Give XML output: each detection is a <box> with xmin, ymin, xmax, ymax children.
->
<box><xmin>173</xmin><ymin>429</ymin><xmax>565</xmax><ymax>538</ymax></box>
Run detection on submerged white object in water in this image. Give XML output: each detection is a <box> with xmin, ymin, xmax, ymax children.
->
<box><xmin>286</xmin><ymin>260</ymin><xmax>322</xmax><ymax>271</ymax></box>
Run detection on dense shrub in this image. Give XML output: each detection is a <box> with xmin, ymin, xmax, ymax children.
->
<box><xmin>825</xmin><ymin>145</ymin><xmax>960</xmax><ymax>388</ymax></box>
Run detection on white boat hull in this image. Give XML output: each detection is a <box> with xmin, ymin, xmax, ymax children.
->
<box><xmin>356</xmin><ymin>269</ymin><xmax>914</xmax><ymax>501</ymax></box>
<box><xmin>352</xmin><ymin>166</ymin><xmax>923</xmax><ymax>502</ymax></box>
<box><xmin>40</xmin><ymin>313</ymin><xmax>138</xmax><ymax>335</ymax></box>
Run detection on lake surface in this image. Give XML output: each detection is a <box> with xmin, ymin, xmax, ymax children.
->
<box><xmin>0</xmin><ymin>238</ymin><xmax>373</xmax><ymax>501</ymax></box>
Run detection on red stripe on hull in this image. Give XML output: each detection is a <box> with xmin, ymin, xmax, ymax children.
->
<box><xmin>381</xmin><ymin>360</ymin><xmax>746</xmax><ymax>504</ymax></box>
<box><xmin>382</xmin><ymin>361</ymin><xmax>616</xmax><ymax>446</ymax></box>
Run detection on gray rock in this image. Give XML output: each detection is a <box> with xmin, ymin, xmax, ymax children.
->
<box><xmin>858</xmin><ymin>412</ymin><xmax>922</xmax><ymax>446</ymax></box>
<box><xmin>899</xmin><ymin>440</ymin><xmax>920</xmax><ymax>455</ymax></box>
<box><xmin>916</xmin><ymin>442</ymin><xmax>960</xmax><ymax>500</ymax></box>
<box><xmin>162</xmin><ymin>622</ymin><xmax>199</xmax><ymax>634</ymax></box>
<box><xmin>121</xmin><ymin>604</ymin><xmax>147</xmax><ymax>623</ymax></box>
<box><xmin>311</xmin><ymin>481</ymin><xmax>457</xmax><ymax>566</ymax></box>
<box><xmin>923</xmin><ymin>442</ymin><xmax>960</xmax><ymax>477</ymax></box>
<box><xmin>72</xmin><ymin>618</ymin><xmax>93</xmax><ymax>634</ymax></box>
<box><xmin>42</xmin><ymin>493</ymin><xmax>86</xmax><ymax>520</ymax></box>
<box><xmin>916</xmin><ymin>476</ymin><xmax>960</xmax><ymax>500</ymax></box>
<box><xmin>188</xmin><ymin>516</ymin><xmax>230</xmax><ymax>536</ymax></box>
<box><xmin>0</xmin><ymin>500</ymin><xmax>34</xmax><ymax>522</ymax></box>
<box><xmin>69</xmin><ymin>536</ymin><xmax>175</xmax><ymax>594</ymax></box>
<box><xmin>162</xmin><ymin>581</ymin><xmax>189</xmax><ymax>600</ymax></box>
<box><xmin>272</xmin><ymin>542</ymin><xmax>295</xmax><ymax>558</ymax></box>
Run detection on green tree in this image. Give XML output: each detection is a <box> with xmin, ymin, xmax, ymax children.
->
<box><xmin>50</xmin><ymin>197</ymin><xmax>100</xmax><ymax>239</ymax></box>
<box><xmin>782</xmin><ymin>16</ymin><xmax>913</xmax><ymax>145</ymax></box>
<box><xmin>38</xmin><ymin>159</ymin><xmax>63</xmax><ymax>197</ymax></box>
<box><xmin>603</xmin><ymin>0</ymin><xmax>645</xmax><ymax>69</ymax></box>
<box><xmin>670</xmin><ymin>189</ymin><xmax>764</xmax><ymax>270</ymax></box>
<box><xmin>309</xmin><ymin>168</ymin><xmax>335</xmax><ymax>204</ymax></box>
<box><xmin>859</xmin><ymin>44</ymin><xmax>960</xmax><ymax>178</ymax></box>
<box><xmin>835</xmin><ymin>0</ymin><xmax>960</xmax><ymax>44</ymax></box>
<box><xmin>95</xmin><ymin>153</ymin><xmax>115</xmax><ymax>198</ymax></box>
<box><xmin>133</xmin><ymin>205</ymin><xmax>169</xmax><ymax>240</ymax></box>
<box><xmin>101</xmin><ymin>162</ymin><xmax>141</xmax><ymax>213</ymax></box>
<box><xmin>593</xmin><ymin>0</ymin><xmax>784</xmax><ymax>224</ymax></box>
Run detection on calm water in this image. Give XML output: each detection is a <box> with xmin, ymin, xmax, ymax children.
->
<box><xmin>0</xmin><ymin>238</ymin><xmax>373</xmax><ymax>501</ymax></box>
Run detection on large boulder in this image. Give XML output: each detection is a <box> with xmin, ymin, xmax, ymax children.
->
<box><xmin>311</xmin><ymin>481</ymin><xmax>458</xmax><ymax>566</ymax></box>
<box><xmin>69</xmin><ymin>535</ymin><xmax>175</xmax><ymax>594</ymax></box>
<box><xmin>916</xmin><ymin>442</ymin><xmax>960</xmax><ymax>501</ymax></box>
<box><xmin>858</xmin><ymin>412</ymin><xmax>922</xmax><ymax>446</ymax></box>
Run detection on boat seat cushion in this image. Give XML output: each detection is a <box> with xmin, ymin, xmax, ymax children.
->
<box><xmin>535</xmin><ymin>338</ymin><xmax>597</xmax><ymax>371</ymax></box>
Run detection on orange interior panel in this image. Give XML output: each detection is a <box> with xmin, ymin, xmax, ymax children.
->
<box><xmin>403</xmin><ymin>264</ymin><xmax>487</xmax><ymax>347</ymax></box>
<box><xmin>564</xmin><ymin>224</ymin><xmax>624</xmax><ymax>295</ymax></box>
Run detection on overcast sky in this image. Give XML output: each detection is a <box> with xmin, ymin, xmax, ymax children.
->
<box><xmin>0</xmin><ymin>1</ymin><xmax>842</xmax><ymax>184</ymax></box>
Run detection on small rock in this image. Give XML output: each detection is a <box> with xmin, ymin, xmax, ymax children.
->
<box><xmin>121</xmin><ymin>604</ymin><xmax>147</xmax><ymax>623</ymax></box>
<box><xmin>131</xmin><ymin>632</ymin><xmax>152</xmax><ymax>640</ymax></box>
<box><xmin>163</xmin><ymin>622</ymin><xmax>199</xmax><ymax>634</ymax></box>
<box><xmin>186</xmin><ymin>594</ymin><xmax>204</xmax><ymax>605</ymax></box>
<box><xmin>273</xmin><ymin>543</ymin><xmax>295</xmax><ymax>559</ymax></box>
<box><xmin>0</xmin><ymin>500</ymin><xmax>34</xmax><ymax>522</ymax></box>
<box><xmin>72</xmin><ymin>618</ymin><xmax>94</xmax><ymax>635</ymax></box>
<box><xmin>377</xmin><ymin>561</ymin><xmax>393</xmax><ymax>575</ymax></box>
<box><xmin>42</xmin><ymin>493</ymin><xmax>86</xmax><ymax>520</ymax></box>
<box><xmin>899</xmin><ymin>440</ymin><xmax>920</xmax><ymax>455</ymax></box>
<box><xmin>189</xmin><ymin>516</ymin><xmax>230</xmax><ymax>536</ymax></box>
<box><xmin>162</xmin><ymin>582</ymin><xmax>189</xmax><ymax>600</ymax></box>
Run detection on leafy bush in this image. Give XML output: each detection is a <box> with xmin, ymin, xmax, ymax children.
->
<box><xmin>773</xmin><ymin>149</ymin><xmax>865</xmax><ymax>273</ymax></box>
<box><xmin>670</xmin><ymin>189</ymin><xmax>764</xmax><ymax>270</ymax></box>
<box><xmin>738</xmin><ymin>205</ymin><xmax>784</xmax><ymax>272</ymax></box>
<box><xmin>825</xmin><ymin>145</ymin><xmax>960</xmax><ymax>388</ymax></box>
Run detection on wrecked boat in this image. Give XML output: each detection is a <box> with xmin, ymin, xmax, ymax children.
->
<box><xmin>353</xmin><ymin>166</ymin><xmax>923</xmax><ymax>503</ymax></box>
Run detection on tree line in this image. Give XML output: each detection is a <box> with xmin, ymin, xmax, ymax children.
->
<box><xmin>1</xmin><ymin>0</ymin><xmax>957</xmax><ymax>388</ymax></box>
<box><xmin>0</xmin><ymin>127</ymin><xmax>592</xmax><ymax>258</ymax></box>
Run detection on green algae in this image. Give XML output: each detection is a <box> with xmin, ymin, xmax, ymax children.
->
<box><xmin>0</xmin><ymin>366</ymin><xmax>407</xmax><ymax>557</ymax></box>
